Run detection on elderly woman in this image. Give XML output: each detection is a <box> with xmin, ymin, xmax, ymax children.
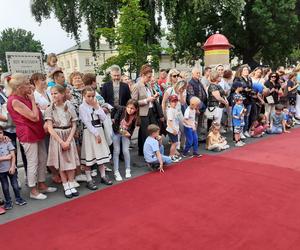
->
<box><xmin>132</xmin><ymin>64</ymin><xmax>161</xmax><ymax>156</ymax></box>
<box><xmin>205</xmin><ymin>69</ymin><xmax>229</xmax><ymax>131</ymax></box>
<box><xmin>7</xmin><ymin>73</ymin><xmax>56</xmax><ymax>200</ymax></box>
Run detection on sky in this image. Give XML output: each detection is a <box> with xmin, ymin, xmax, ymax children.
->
<box><xmin>0</xmin><ymin>0</ymin><xmax>88</xmax><ymax>54</ymax></box>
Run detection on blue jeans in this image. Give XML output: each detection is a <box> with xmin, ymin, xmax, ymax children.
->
<box><xmin>148</xmin><ymin>145</ymin><xmax>172</xmax><ymax>165</ymax></box>
<box><xmin>0</xmin><ymin>171</ymin><xmax>21</xmax><ymax>203</ymax></box>
<box><xmin>268</xmin><ymin>125</ymin><xmax>283</xmax><ymax>134</ymax></box>
<box><xmin>113</xmin><ymin>133</ymin><xmax>131</xmax><ymax>172</ymax></box>
<box><xmin>183</xmin><ymin>127</ymin><xmax>198</xmax><ymax>154</ymax></box>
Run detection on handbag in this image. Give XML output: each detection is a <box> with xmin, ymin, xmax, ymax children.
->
<box><xmin>265</xmin><ymin>95</ymin><xmax>275</xmax><ymax>104</ymax></box>
<box><xmin>0</xmin><ymin>103</ymin><xmax>14</xmax><ymax>129</ymax></box>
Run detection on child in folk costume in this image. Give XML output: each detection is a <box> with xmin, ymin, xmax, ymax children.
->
<box><xmin>79</xmin><ymin>87</ymin><xmax>112</xmax><ymax>190</ymax></box>
<box><xmin>45</xmin><ymin>85</ymin><xmax>80</xmax><ymax>199</ymax></box>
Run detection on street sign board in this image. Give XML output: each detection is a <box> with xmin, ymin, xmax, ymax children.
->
<box><xmin>6</xmin><ymin>52</ymin><xmax>45</xmax><ymax>75</ymax></box>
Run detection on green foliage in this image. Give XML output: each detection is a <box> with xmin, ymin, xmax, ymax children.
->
<box><xmin>162</xmin><ymin>0</ymin><xmax>300</xmax><ymax>68</ymax></box>
<box><xmin>0</xmin><ymin>28</ymin><xmax>44</xmax><ymax>72</ymax></box>
<box><xmin>31</xmin><ymin>0</ymin><xmax>121</xmax><ymax>54</ymax></box>
<box><xmin>97</xmin><ymin>0</ymin><xmax>161</xmax><ymax>75</ymax></box>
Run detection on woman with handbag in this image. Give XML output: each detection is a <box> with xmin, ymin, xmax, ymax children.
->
<box><xmin>264</xmin><ymin>73</ymin><xmax>281</xmax><ymax>122</ymax></box>
<box><xmin>205</xmin><ymin>69</ymin><xmax>229</xmax><ymax>131</ymax></box>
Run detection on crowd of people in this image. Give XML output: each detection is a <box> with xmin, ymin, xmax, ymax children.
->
<box><xmin>0</xmin><ymin>52</ymin><xmax>300</xmax><ymax>215</ymax></box>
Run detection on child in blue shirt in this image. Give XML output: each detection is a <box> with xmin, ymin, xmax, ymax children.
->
<box><xmin>268</xmin><ymin>104</ymin><xmax>289</xmax><ymax>134</ymax></box>
<box><xmin>232</xmin><ymin>94</ymin><xmax>246</xmax><ymax>147</ymax></box>
<box><xmin>143</xmin><ymin>124</ymin><xmax>172</xmax><ymax>172</ymax></box>
<box><xmin>0</xmin><ymin>126</ymin><xmax>26</xmax><ymax>210</ymax></box>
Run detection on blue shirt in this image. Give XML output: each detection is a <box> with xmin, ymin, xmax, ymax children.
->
<box><xmin>0</xmin><ymin>141</ymin><xmax>15</xmax><ymax>173</ymax></box>
<box><xmin>143</xmin><ymin>136</ymin><xmax>160</xmax><ymax>163</ymax></box>
<box><xmin>252</xmin><ymin>82</ymin><xmax>264</xmax><ymax>94</ymax></box>
<box><xmin>271</xmin><ymin>112</ymin><xmax>285</xmax><ymax>127</ymax></box>
<box><xmin>232</xmin><ymin>104</ymin><xmax>245</xmax><ymax>127</ymax></box>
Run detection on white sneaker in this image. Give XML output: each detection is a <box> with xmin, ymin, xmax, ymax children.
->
<box><xmin>125</xmin><ymin>169</ymin><xmax>131</xmax><ymax>178</ymax></box>
<box><xmin>75</xmin><ymin>174</ymin><xmax>87</xmax><ymax>182</ymax></box>
<box><xmin>72</xmin><ymin>181</ymin><xmax>80</xmax><ymax>188</ymax></box>
<box><xmin>114</xmin><ymin>171</ymin><xmax>123</xmax><ymax>181</ymax></box>
<box><xmin>244</xmin><ymin>131</ymin><xmax>250</xmax><ymax>137</ymax></box>
<box><xmin>30</xmin><ymin>192</ymin><xmax>47</xmax><ymax>200</ymax></box>
<box><xmin>240</xmin><ymin>133</ymin><xmax>246</xmax><ymax>139</ymax></box>
<box><xmin>91</xmin><ymin>169</ymin><xmax>98</xmax><ymax>177</ymax></box>
<box><xmin>223</xmin><ymin>145</ymin><xmax>230</xmax><ymax>149</ymax></box>
<box><xmin>105</xmin><ymin>166</ymin><xmax>113</xmax><ymax>172</ymax></box>
<box><xmin>235</xmin><ymin>141</ymin><xmax>245</xmax><ymax>147</ymax></box>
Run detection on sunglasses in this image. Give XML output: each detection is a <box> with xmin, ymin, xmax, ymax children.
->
<box><xmin>172</xmin><ymin>74</ymin><xmax>179</xmax><ymax>78</ymax></box>
<box><xmin>271</xmin><ymin>75</ymin><xmax>277</xmax><ymax>78</ymax></box>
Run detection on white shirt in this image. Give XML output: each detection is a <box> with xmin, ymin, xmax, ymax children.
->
<box><xmin>145</xmin><ymin>87</ymin><xmax>153</xmax><ymax>108</ymax></box>
<box><xmin>184</xmin><ymin>107</ymin><xmax>196</xmax><ymax>128</ymax></box>
<box><xmin>79</xmin><ymin>101</ymin><xmax>107</xmax><ymax>137</ymax></box>
<box><xmin>166</xmin><ymin>107</ymin><xmax>180</xmax><ymax>133</ymax></box>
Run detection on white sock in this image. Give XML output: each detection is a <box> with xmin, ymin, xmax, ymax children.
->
<box><xmin>62</xmin><ymin>182</ymin><xmax>69</xmax><ymax>190</ymax></box>
<box><xmin>99</xmin><ymin>165</ymin><xmax>105</xmax><ymax>178</ymax></box>
<box><xmin>85</xmin><ymin>170</ymin><xmax>92</xmax><ymax>182</ymax></box>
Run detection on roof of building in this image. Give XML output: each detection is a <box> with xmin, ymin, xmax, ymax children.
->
<box><xmin>58</xmin><ymin>39</ymin><xmax>117</xmax><ymax>55</ymax></box>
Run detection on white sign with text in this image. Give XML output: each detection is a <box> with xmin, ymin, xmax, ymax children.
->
<box><xmin>6</xmin><ymin>52</ymin><xmax>45</xmax><ymax>75</ymax></box>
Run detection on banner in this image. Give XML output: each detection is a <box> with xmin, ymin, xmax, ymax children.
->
<box><xmin>6</xmin><ymin>52</ymin><xmax>45</xmax><ymax>75</ymax></box>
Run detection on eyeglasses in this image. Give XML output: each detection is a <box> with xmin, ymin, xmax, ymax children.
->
<box><xmin>172</xmin><ymin>74</ymin><xmax>179</xmax><ymax>78</ymax></box>
<box><xmin>271</xmin><ymin>75</ymin><xmax>277</xmax><ymax>78</ymax></box>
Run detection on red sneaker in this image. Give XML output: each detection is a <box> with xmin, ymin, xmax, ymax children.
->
<box><xmin>0</xmin><ymin>206</ymin><xmax>6</xmax><ymax>215</ymax></box>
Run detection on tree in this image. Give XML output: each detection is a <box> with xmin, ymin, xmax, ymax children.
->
<box><xmin>30</xmin><ymin>0</ymin><xmax>162</xmax><ymax>56</ymax></box>
<box><xmin>97</xmin><ymin>0</ymin><xmax>161</xmax><ymax>76</ymax></box>
<box><xmin>0</xmin><ymin>28</ymin><xmax>44</xmax><ymax>72</ymax></box>
<box><xmin>31</xmin><ymin>0</ymin><xmax>121</xmax><ymax>55</ymax></box>
<box><xmin>162</xmin><ymin>0</ymin><xmax>300</xmax><ymax>68</ymax></box>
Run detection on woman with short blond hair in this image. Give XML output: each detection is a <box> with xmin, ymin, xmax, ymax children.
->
<box><xmin>7</xmin><ymin>73</ymin><xmax>56</xmax><ymax>200</ymax></box>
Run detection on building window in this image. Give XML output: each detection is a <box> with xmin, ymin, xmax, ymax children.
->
<box><xmin>60</xmin><ymin>61</ymin><xmax>64</xmax><ymax>67</ymax></box>
<box><xmin>73</xmin><ymin>59</ymin><xmax>77</xmax><ymax>67</ymax></box>
<box><xmin>66</xmin><ymin>60</ymin><xmax>70</xmax><ymax>68</ymax></box>
<box><xmin>85</xmin><ymin>58</ymin><xmax>90</xmax><ymax>66</ymax></box>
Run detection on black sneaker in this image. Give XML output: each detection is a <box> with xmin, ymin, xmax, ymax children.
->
<box><xmin>182</xmin><ymin>153</ymin><xmax>192</xmax><ymax>158</ymax></box>
<box><xmin>15</xmin><ymin>198</ymin><xmax>27</xmax><ymax>206</ymax></box>
<box><xmin>4</xmin><ymin>201</ymin><xmax>13</xmax><ymax>210</ymax></box>
<box><xmin>100</xmin><ymin>176</ymin><xmax>113</xmax><ymax>185</ymax></box>
<box><xmin>86</xmin><ymin>180</ymin><xmax>98</xmax><ymax>190</ymax></box>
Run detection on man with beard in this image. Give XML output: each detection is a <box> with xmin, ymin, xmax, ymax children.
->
<box><xmin>101</xmin><ymin>65</ymin><xmax>131</xmax><ymax>117</ymax></box>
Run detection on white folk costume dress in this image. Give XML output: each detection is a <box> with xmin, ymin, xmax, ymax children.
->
<box><xmin>79</xmin><ymin>101</ymin><xmax>111</xmax><ymax>166</ymax></box>
<box><xmin>45</xmin><ymin>101</ymin><xmax>80</xmax><ymax>171</ymax></box>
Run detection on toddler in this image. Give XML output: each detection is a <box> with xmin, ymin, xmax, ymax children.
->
<box><xmin>206</xmin><ymin>122</ymin><xmax>230</xmax><ymax>152</ymax></box>
<box><xmin>250</xmin><ymin>114</ymin><xmax>269</xmax><ymax>137</ymax></box>
<box><xmin>232</xmin><ymin>94</ymin><xmax>246</xmax><ymax>147</ymax></box>
<box><xmin>0</xmin><ymin>126</ymin><xmax>26</xmax><ymax>209</ymax></box>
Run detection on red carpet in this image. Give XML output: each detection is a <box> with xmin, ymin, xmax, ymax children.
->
<box><xmin>1</xmin><ymin>130</ymin><xmax>300</xmax><ymax>250</ymax></box>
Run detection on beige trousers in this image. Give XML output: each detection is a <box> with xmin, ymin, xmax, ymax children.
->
<box><xmin>21</xmin><ymin>140</ymin><xmax>47</xmax><ymax>187</ymax></box>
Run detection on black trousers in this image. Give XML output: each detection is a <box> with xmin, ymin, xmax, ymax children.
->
<box><xmin>138</xmin><ymin>108</ymin><xmax>158</xmax><ymax>156</ymax></box>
